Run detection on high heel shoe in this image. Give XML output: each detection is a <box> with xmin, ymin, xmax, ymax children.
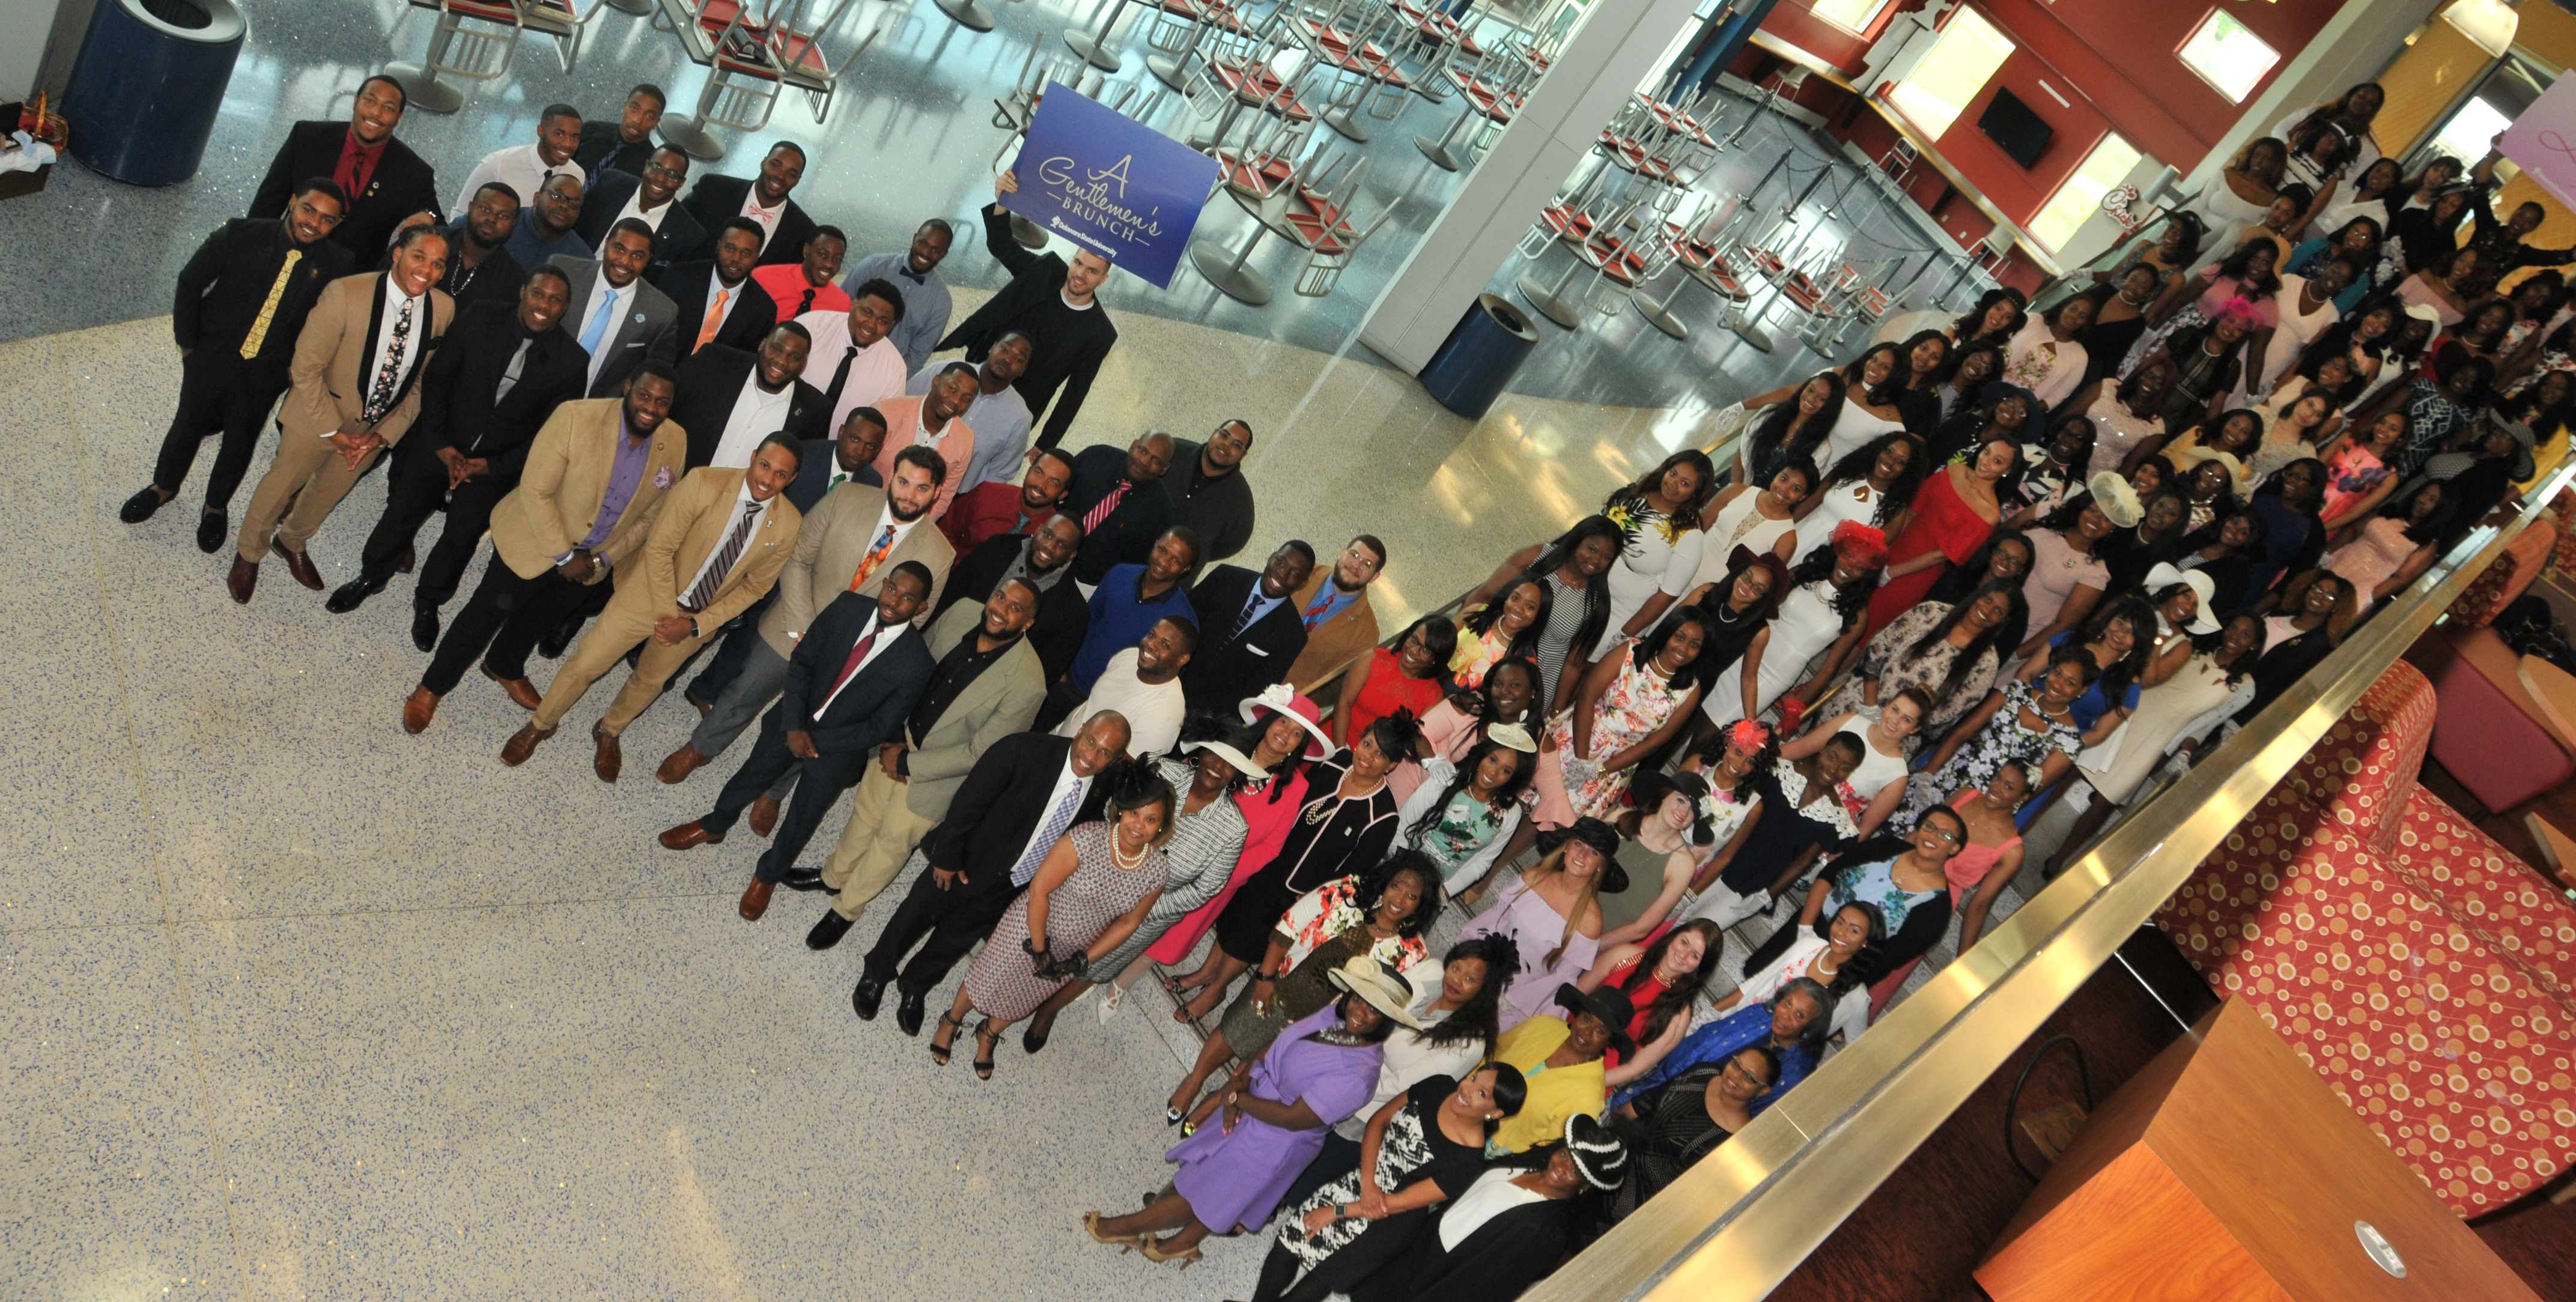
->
<box><xmin>928</xmin><ymin>1011</ymin><xmax>964</xmax><ymax>1066</ymax></box>
<box><xmin>1138</xmin><ymin>1236</ymin><xmax>1201</xmax><ymax>1269</ymax></box>
<box><xmin>973</xmin><ymin>1018</ymin><xmax>1001</xmax><ymax>1080</ymax></box>
<box><xmin>1163</xmin><ymin>1104</ymin><xmax>1185</xmax><ymax>1127</ymax></box>
<box><xmin>1080</xmin><ymin>1211</ymin><xmax>1142</xmax><ymax>1253</ymax></box>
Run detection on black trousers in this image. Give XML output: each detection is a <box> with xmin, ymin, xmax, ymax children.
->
<box><xmin>1031</xmin><ymin>677</ymin><xmax>1087</xmax><ymax>734</ymax></box>
<box><xmin>1278</xmin><ymin>1130</ymin><xmax>1364</xmax><ymax>1211</ymax></box>
<box><xmin>1249</xmin><ymin>1216</ymin><xmax>1430</xmax><ymax>1302</ymax></box>
<box><xmin>357</xmin><ymin>441</ymin><xmax>515</xmax><ymax>608</ymax></box>
<box><xmin>861</xmin><ymin>868</ymin><xmax>1016</xmax><ymax>995</ymax></box>
<box><xmin>699</xmin><ymin>707</ymin><xmax>872</xmax><ymax>882</ymax></box>
<box><xmin>151</xmin><ymin>362</ymin><xmax>288</xmax><ymax>512</ymax></box>
<box><xmin>423</xmin><ymin>562</ymin><xmax>599</xmax><ymax>695</ymax></box>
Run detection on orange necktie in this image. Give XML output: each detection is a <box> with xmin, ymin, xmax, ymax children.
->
<box><xmin>849</xmin><ymin>525</ymin><xmax>896</xmax><ymax>592</ymax></box>
<box><xmin>695</xmin><ymin>288</ymin><xmax>730</xmax><ymax>351</ymax></box>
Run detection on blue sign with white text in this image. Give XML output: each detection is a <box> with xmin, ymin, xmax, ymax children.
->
<box><xmin>1001</xmin><ymin>83</ymin><xmax>1220</xmax><ymax>290</ymax></box>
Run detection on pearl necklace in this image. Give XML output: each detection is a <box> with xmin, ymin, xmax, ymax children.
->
<box><xmin>1112</xmin><ymin>837</ymin><xmax>1150</xmax><ymax>870</ymax></box>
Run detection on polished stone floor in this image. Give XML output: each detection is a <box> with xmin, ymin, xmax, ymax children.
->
<box><xmin>0</xmin><ymin>0</ymin><xmax>1972</xmax><ymax>410</ymax></box>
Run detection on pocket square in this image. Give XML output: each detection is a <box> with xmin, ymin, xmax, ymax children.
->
<box><xmin>1248</xmin><ymin>646</ymin><xmax>1270</xmax><ymax>656</ymax></box>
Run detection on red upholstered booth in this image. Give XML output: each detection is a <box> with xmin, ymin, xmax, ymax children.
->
<box><xmin>2155</xmin><ymin>660</ymin><xmax>2576</xmax><ymax>1216</ymax></box>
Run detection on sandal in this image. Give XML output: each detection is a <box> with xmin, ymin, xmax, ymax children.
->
<box><xmin>1138</xmin><ymin>1236</ymin><xmax>1201</xmax><ymax>1269</ymax></box>
<box><xmin>973</xmin><ymin>1018</ymin><xmax>1001</xmax><ymax>1080</ymax></box>
<box><xmin>929</xmin><ymin>1011</ymin><xmax>964</xmax><ymax>1066</ymax></box>
<box><xmin>1080</xmin><ymin>1211</ymin><xmax>1141</xmax><ymax>1253</ymax></box>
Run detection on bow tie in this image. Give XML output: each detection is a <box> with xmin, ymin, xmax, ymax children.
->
<box><xmin>896</xmin><ymin>267</ymin><xmax>927</xmax><ymax>285</ymax></box>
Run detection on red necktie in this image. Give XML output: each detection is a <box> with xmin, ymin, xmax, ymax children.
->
<box><xmin>820</xmin><ymin>625</ymin><xmax>879</xmax><ymax>719</ymax></box>
<box><xmin>1081</xmin><ymin>480</ymin><xmax>1131</xmax><ymax>534</ymax></box>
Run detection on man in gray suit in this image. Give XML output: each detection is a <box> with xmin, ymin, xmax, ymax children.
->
<box><xmin>655</xmin><ymin>444</ymin><xmax>956</xmax><ymax>786</ymax></box>
<box><xmin>548</xmin><ymin>223</ymin><xmax>679</xmax><ymax>399</ymax></box>
<box><xmin>804</xmin><ymin>572</ymin><xmax>1047</xmax><ymax>947</ymax></box>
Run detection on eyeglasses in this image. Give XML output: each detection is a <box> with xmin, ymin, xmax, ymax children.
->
<box><xmin>1721</xmin><ymin>1058</ymin><xmax>1772</xmax><ymax>1088</ymax></box>
<box><xmin>1923</xmin><ymin>823</ymin><xmax>1961</xmax><ymax>844</ymax></box>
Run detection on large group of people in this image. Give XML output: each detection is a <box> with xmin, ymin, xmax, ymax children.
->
<box><xmin>119</xmin><ymin>70</ymin><xmax>2553</xmax><ymax>1300</ymax></box>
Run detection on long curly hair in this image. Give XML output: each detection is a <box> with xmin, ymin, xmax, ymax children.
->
<box><xmin>1419</xmin><ymin>934</ymin><xmax>1519</xmax><ymax>1053</ymax></box>
<box><xmin>1817</xmin><ymin>432</ymin><xmax>1930</xmax><ymax>529</ymax></box>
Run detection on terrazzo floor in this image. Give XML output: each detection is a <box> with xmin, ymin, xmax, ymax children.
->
<box><xmin>0</xmin><ymin>293</ymin><xmax>1739</xmax><ymax>1298</ymax></box>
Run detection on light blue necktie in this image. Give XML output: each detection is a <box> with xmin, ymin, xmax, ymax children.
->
<box><xmin>579</xmin><ymin>286</ymin><xmax>619</xmax><ymax>354</ymax></box>
<box><xmin>1010</xmin><ymin>781</ymin><xmax>1084</xmax><ymax>887</ymax></box>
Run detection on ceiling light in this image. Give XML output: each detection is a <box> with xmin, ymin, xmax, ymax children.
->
<box><xmin>2443</xmin><ymin>0</ymin><xmax>2521</xmax><ymax>58</ymax></box>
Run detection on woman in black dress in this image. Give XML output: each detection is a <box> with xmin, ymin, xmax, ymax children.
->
<box><xmin>1348</xmin><ymin>1115</ymin><xmax>1630</xmax><ymax>1302</ymax></box>
<box><xmin>1617</xmin><ymin>1044</ymin><xmax>1779</xmax><ymax>1210</ymax></box>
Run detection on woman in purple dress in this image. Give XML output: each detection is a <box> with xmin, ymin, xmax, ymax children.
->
<box><xmin>1083</xmin><ymin>961</ymin><xmax>1417</xmax><ymax>1268</ymax></box>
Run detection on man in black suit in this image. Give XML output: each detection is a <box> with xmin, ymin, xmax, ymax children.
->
<box><xmin>657</xmin><ymin>219</ymin><xmax>776</xmax><ymax>359</ymax></box>
<box><xmin>387</xmin><ymin>183</ymin><xmax>525</xmax><ymax>316</ymax></box>
<box><xmin>929</xmin><ymin>513</ymin><xmax>1089</xmax><ymax>685</ymax></box>
<box><xmin>936</xmin><ymin>172</ymin><xmax>1119</xmax><ymax>451</ymax></box>
<box><xmin>574</xmin><ymin>147</ymin><xmax>704</xmax><ymax>271</ymax></box>
<box><xmin>666</xmin><ymin>321</ymin><xmax>829</xmax><ymax>469</ymax></box>
<box><xmin>326</xmin><ymin>266</ymin><xmax>591</xmax><ymax>644</ymax></box>
<box><xmin>249</xmin><ymin>75</ymin><xmax>439</xmax><ymax>262</ymax></box>
<box><xmin>1063</xmin><ymin>431</ymin><xmax>1176</xmax><ymax>586</ymax></box>
<box><xmin>791</xmin><ymin>405</ymin><xmax>886</xmax><ymax>513</ymax></box>
<box><xmin>660</xmin><ymin>566</ymin><xmax>938</xmax><ymax>921</ymax></box>
<box><xmin>1182</xmin><ymin>540</ymin><xmax>1316</xmax><ymax>711</ymax></box>
<box><xmin>854</xmin><ymin>709</ymin><xmax>1131</xmax><ymax>1032</ymax></box>
<box><xmin>551</xmin><ymin>223</ymin><xmax>681</xmax><ymax>398</ymax></box>
<box><xmin>123</xmin><ymin>180</ymin><xmax>356</xmax><ymax>553</ymax></box>
<box><xmin>674</xmin><ymin>141</ymin><xmax>816</xmax><ymax>267</ymax></box>
<box><xmin>575</xmin><ymin>84</ymin><xmax>664</xmax><ymax>179</ymax></box>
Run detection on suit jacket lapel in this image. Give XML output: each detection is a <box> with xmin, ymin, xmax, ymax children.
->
<box><xmin>359</xmin><ymin>274</ymin><xmax>389</xmax><ymax>391</ymax></box>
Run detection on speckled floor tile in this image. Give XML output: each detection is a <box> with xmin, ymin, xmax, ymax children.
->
<box><xmin>0</xmin><ymin>925</ymin><xmax>245</xmax><ymax>1300</ymax></box>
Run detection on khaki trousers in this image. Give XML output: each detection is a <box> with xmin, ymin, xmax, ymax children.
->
<box><xmin>822</xmin><ymin>763</ymin><xmax>940</xmax><ymax>921</ymax></box>
<box><xmin>237</xmin><ymin>429</ymin><xmax>384</xmax><ymax>561</ymax></box>
<box><xmin>530</xmin><ymin>594</ymin><xmax>707</xmax><ymax>734</ymax></box>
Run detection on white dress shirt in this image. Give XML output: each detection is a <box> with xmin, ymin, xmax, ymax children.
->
<box><xmin>740</xmin><ymin>188</ymin><xmax>788</xmax><ymax>252</ymax></box>
<box><xmin>595</xmin><ymin>189</ymin><xmax>670</xmax><ymax>256</ymax></box>
<box><xmin>678</xmin><ymin>482</ymin><xmax>764</xmax><ymax>610</ymax></box>
<box><xmin>709</xmin><ymin>372</ymin><xmax>797</xmax><ymax>469</ymax></box>
<box><xmin>812</xmin><ymin>614</ymin><xmax>904</xmax><ymax>718</ymax></box>
<box><xmin>452</xmin><ymin>143</ymin><xmax>583</xmax><ymax>221</ymax></box>
<box><xmin>354</xmin><ymin>277</ymin><xmax>430</xmax><ymax>428</ymax></box>
<box><xmin>796</xmin><ymin>309</ymin><xmax>910</xmax><ymax>437</ymax></box>
<box><xmin>574</xmin><ymin>277</ymin><xmax>637</xmax><ymax>388</ymax></box>
<box><xmin>1053</xmin><ymin>647</ymin><xmax>1185</xmax><ymax>757</ymax></box>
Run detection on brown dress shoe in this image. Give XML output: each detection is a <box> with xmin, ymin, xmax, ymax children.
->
<box><xmin>747</xmin><ymin>795</ymin><xmax>782</xmax><ymax>838</ymax></box>
<box><xmin>500</xmin><ymin>723</ymin><xmax>555</xmax><ymax>766</ymax></box>
<box><xmin>685</xmin><ymin>688</ymin><xmax>715</xmax><ymax>717</ymax></box>
<box><xmin>592</xmin><ymin>721</ymin><xmax>623</xmax><ymax>783</ymax></box>
<box><xmin>657</xmin><ymin>744</ymin><xmax>711</xmax><ymax>784</ymax></box>
<box><xmin>738</xmin><ymin>878</ymin><xmax>775</xmax><ymax>921</ymax></box>
<box><xmin>401</xmin><ymin>687</ymin><xmax>440</xmax><ymax>734</ymax></box>
<box><xmin>396</xmin><ymin>544</ymin><xmax>416</xmax><ymax>575</ymax></box>
<box><xmin>226</xmin><ymin>554</ymin><xmax>258</xmax><ymax>604</ymax></box>
<box><xmin>277</xmin><ymin>540</ymin><xmax>325</xmax><ymax>591</ymax></box>
<box><xmin>660</xmin><ymin>820</ymin><xmax>724</xmax><ymax>850</ymax></box>
<box><xmin>479</xmin><ymin>662</ymin><xmax>542</xmax><ymax>710</ymax></box>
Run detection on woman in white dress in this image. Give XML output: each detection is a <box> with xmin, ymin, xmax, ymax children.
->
<box><xmin>1820</xmin><ymin>342</ymin><xmax>1913</xmax><ymax>468</ymax></box>
<box><xmin>1791</xmin><ymin>431</ymin><xmax>1925</xmax><ymax>561</ymax></box>
<box><xmin>1999</xmin><ymin>295</ymin><xmax>2099</xmax><ymax>411</ymax></box>
<box><xmin>1696</xmin><ymin>459</ymin><xmax>1812</xmax><ymax>572</ymax></box>
<box><xmin>2193</xmin><ymin>136</ymin><xmax>2291</xmax><ymax>261</ymax></box>
<box><xmin>1600</xmin><ymin>450</ymin><xmax>1716</xmax><ymax>650</ymax></box>
<box><xmin>1782</xmin><ymin>685</ymin><xmax>1929</xmax><ymax>841</ymax></box>
<box><xmin>2237</xmin><ymin>264</ymin><xmax>2356</xmax><ymax>404</ymax></box>
<box><xmin>1690</xmin><ymin>522</ymin><xmax>1886</xmax><ymax>748</ymax></box>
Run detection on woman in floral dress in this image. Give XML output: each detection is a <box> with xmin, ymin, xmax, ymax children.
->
<box><xmin>1528</xmin><ymin>609</ymin><xmax>1710</xmax><ymax>829</ymax></box>
<box><xmin>1900</xmin><ymin>645</ymin><xmax>2096</xmax><ymax>826</ymax></box>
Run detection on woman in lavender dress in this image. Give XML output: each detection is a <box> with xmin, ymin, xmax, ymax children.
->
<box><xmin>1083</xmin><ymin>963</ymin><xmax>1414</xmax><ymax>1268</ymax></box>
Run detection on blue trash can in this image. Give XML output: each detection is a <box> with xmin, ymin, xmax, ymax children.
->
<box><xmin>60</xmin><ymin>0</ymin><xmax>248</xmax><ymax>186</ymax></box>
<box><xmin>1417</xmin><ymin>293</ymin><xmax>1540</xmax><ymax>419</ymax></box>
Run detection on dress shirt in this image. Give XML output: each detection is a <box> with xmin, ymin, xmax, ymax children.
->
<box><xmin>908</xmin><ymin>362</ymin><xmax>1034</xmax><ymax>492</ymax></box>
<box><xmin>753</xmin><ymin>264</ymin><xmax>849</xmax><ymax>326</ymax></box>
<box><xmin>1232</xmin><ymin>586</ymin><xmax>1289</xmax><ymax>640</ymax></box>
<box><xmin>359</xmin><ymin>277</ymin><xmax>429</xmax><ymax>427</ymax></box>
<box><xmin>846</xmin><ymin>504</ymin><xmax>925</xmax><ymax>598</ymax></box>
<box><xmin>574</xmin><ymin>277</ymin><xmax>638</xmax><ymax>388</ymax></box>
<box><xmin>1053</xmin><ymin>647</ymin><xmax>1185</xmax><ymax>757</ymax></box>
<box><xmin>1301</xmin><ymin>582</ymin><xmax>1363</xmax><ymax>631</ymax></box>
<box><xmin>1070</xmin><ymin>563</ymin><xmax>1196</xmax><ymax>693</ymax></box>
<box><xmin>335</xmin><ymin>132</ymin><xmax>387</xmax><ymax>204</ymax></box>
<box><xmin>678</xmin><ymin>482</ymin><xmax>764</xmax><ymax>606</ymax></box>
<box><xmin>709</xmin><ymin>372</ymin><xmax>797</xmax><ymax>469</ymax></box>
<box><xmin>699</xmin><ymin>268</ymin><xmax>751</xmax><ymax>341</ymax></box>
<box><xmin>740</xmin><ymin>187</ymin><xmax>789</xmax><ymax>251</ymax></box>
<box><xmin>795</xmin><ymin>309</ymin><xmax>910</xmax><ymax>435</ymax></box>
<box><xmin>1008</xmin><ymin>754</ymin><xmax>1093</xmax><ymax>882</ymax></box>
<box><xmin>812</xmin><ymin>613</ymin><xmax>899</xmax><ymax>718</ymax></box>
<box><xmin>452</xmin><ymin>142</ymin><xmax>583</xmax><ymax>221</ymax></box>
<box><xmin>904</xmin><ymin>630</ymin><xmax>1020</xmax><ymax>751</ymax></box>
<box><xmin>571</xmin><ymin>421</ymin><xmax>655</xmax><ymax>555</ymax></box>
<box><xmin>594</xmin><ymin>189</ymin><xmax>670</xmax><ymax>257</ymax></box>
<box><xmin>845</xmin><ymin>251</ymin><xmax>953</xmax><ymax>372</ymax></box>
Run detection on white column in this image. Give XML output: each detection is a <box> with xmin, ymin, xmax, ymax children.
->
<box><xmin>1353</xmin><ymin>0</ymin><xmax>1709</xmax><ymax>372</ymax></box>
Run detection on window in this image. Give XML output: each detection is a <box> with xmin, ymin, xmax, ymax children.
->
<box><xmin>1888</xmin><ymin>7</ymin><xmax>2017</xmax><ymax>140</ymax></box>
<box><xmin>2422</xmin><ymin>55</ymin><xmax>2550</xmax><ymax>172</ymax></box>
<box><xmin>1809</xmin><ymin>0</ymin><xmax>1891</xmax><ymax>36</ymax></box>
<box><xmin>2027</xmin><ymin>134</ymin><xmax>2143</xmax><ymax>253</ymax></box>
<box><xmin>2177</xmin><ymin>10</ymin><xmax>2280</xmax><ymax>103</ymax></box>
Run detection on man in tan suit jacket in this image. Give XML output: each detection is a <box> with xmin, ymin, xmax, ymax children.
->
<box><xmin>801</xmin><ymin>577</ymin><xmax>1048</xmax><ymax>948</ymax></box>
<box><xmin>407</xmin><ymin>373</ymin><xmax>689</xmax><ymax>732</ymax></box>
<box><xmin>1283</xmin><ymin>534</ymin><xmax>1386</xmax><ymax>691</ymax></box>
<box><xmin>504</xmin><ymin>438</ymin><xmax>805</xmax><ymax>780</ymax></box>
<box><xmin>229</xmin><ymin>228</ymin><xmax>457</xmax><ymax>603</ymax></box>
<box><xmin>655</xmin><ymin>443</ymin><xmax>956</xmax><ymax>784</ymax></box>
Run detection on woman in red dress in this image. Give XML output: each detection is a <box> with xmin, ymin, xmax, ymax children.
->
<box><xmin>1334</xmin><ymin>617</ymin><xmax>1457</xmax><ymax>745</ymax></box>
<box><xmin>1863</xmin><ymin>437</ymin><xmax>2020</xmax><ymax>639</ymax></box>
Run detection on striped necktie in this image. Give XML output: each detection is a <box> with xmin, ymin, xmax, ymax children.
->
<box><xmin>1010</xmin><ymin>781</ymin><xmax>1085</xmax><ymax>886</ymax></box>
<box><xmin>681</xmin><ymin>500</ymin><xmax>764</xmax><ymax>611</ymax></box>
<box><xmin>1081</xmin><ymin>480</ymin><xmax>1131</xmax><ymax>534</ymax></box>
<box><xmin>238</xmin><ymin>249</ymin><xmax>303</xmax><ymax>360</ymax></box>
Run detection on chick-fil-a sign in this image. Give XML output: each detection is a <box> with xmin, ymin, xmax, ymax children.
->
<box><xmin>1000</xmin><ymin>84</ymin><xmax>1218</xmax><ymax>289</ymax></box>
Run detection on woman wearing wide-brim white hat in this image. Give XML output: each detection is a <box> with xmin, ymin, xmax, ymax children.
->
<box><xmin>1241</xmin><ymin>683</ymin><xmax>1334</xmax><ymax>759</ymax></box>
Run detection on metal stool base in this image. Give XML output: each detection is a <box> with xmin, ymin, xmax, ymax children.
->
<box><xmin>658</xmin><ymin>115</ymin><xmax>728</xmax><ymax>162</ymax></box>
<box><xmin>1148</xmin><ymin>53</ymin><xmax>1191</xmax><ymax>90</ymax></box>
<box><xmin>1010</xmin><ymin>215</ymin><xmax>1050</xmax><ymax>250</ymax></box>
<box><xmin>1730</xmin><ymin>319</ymin><xmax>1776</xmax><ymax>351</ymax></box>
<box><xmin>1635</xmin><ymin>298</ymin><xmax>1688</xmax><ymax>340</ymax></box>
<box><xmin>1415</xmin><ymin>133</ymin><xmax>1462</xmax><ymax>172</ymax></box>
<box><xmin>1191</xmin><ymin>240</ymin><xmax>1272</xmax><ymax>305</ymax></box>
<box><xmin>383</xmin><ymin>62</ymin><xmax>465</xmax><ymax>114</ymax></box>
<box><xmin>1064</xmin><ymin>32</ymin><xmax>1123</xmax><ymax>73</ymax></box>
<box><xmin>1514</xmin><ymin>273</ymin><xmax>1581</xmax><ymax>330</ymax></box>
<box><xmin>1323</xmin><ymin>107</ymin><xmax>1370</xmax><ymax>144</ymax></box>
<box><xmin>604</xmin><ymin>0</ymin><xmax>652</xmax><ymax>13</ymax></box>
<box><xmin>935</xmin><ymin>0</ymin><xmax>997</xmax><ymax>30</ymax></box>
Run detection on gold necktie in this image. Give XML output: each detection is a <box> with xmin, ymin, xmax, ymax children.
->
<box><xmin>239</xmin><ymin>249</ymin><xmax>303</xmax><ymax>360</ymax></box>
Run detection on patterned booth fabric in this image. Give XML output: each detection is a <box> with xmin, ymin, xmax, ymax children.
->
<box><xmin>2386</xmin><ymin>797</ymin><xmax>2576</xmax><ymax>1003</ymax></box>
<box><xmin>2545</xmin><ymin>491</ymin><xmax>2576</xmax><ymax>580</ymax></box>
<box><xmin>2278</xmin><ymin>658</ymin><xmax>2438</xmax><ymax>856</ymax></box>
<box><xmin>2446</xmin><ymin>520</ymin><xmax>2557</xmax><ymax>629</ymax></box>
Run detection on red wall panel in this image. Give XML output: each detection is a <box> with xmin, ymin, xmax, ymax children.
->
<box><xmin>1926</xmin><ymin>47</ymin><xmax>2112</xmax><ymax>222</ymax></box>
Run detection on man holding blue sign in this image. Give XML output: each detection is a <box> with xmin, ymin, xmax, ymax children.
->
<box><xmin>937</xmin><ymin>172</ymin><xmax>1120</xmax><ymax>455</ymax></box>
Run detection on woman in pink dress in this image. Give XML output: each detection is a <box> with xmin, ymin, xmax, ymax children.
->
<box><xmin>1148</xmin><ymin>691</ymin><xmax>1331</xmax><ymax>969</ymax></box>
<box><xmin>2318</xmin><ymin>409</ymin><xmax>2409</xmax><ymax>529</ymax></box>
<box><xmin>1864</xmin><ymin>437</ymin><xmax>2019</xmax><ymax>638</ymax></box>
<box><xmin>1389</xmin><ymin>656</ymin><xmax>1540</xmax><ymax>804</ymax></box>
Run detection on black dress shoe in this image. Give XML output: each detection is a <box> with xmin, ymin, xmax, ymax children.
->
<box><xmin>895</xmin><ymin>987</ymin><xmax>926</xmax><ymax>1037</ymax></box>
<box><xmin>196</xmin><ymin>510</ymin><xmax>226</xmax><ymax>554</ymax></box>
<box><xmin>118</xmin><ymin>487</ymin><xmax>167</xmax><ymax>524</ymax></box>
<box><xmin>779</xmin><ymin>870</ymin><xmax>828</xmax><ymax>892</ymax></box>
<box><xmin>807</xmin><ymin>910</ymin><xmax>854</xmax><ymax>951</ymax></box>
<box><xmin>852</xmin><ymin>976</ymin><xmax>886</xmax><ymax>1019</ymax></box>
<box><xmin>323</xmin><ymin>581</ymin><xmax>374</xmax><ymax>614</ymax></box>
<box><xmin>411</xmin><ymin>607</ymin><xmax>440</xmax><ymax>654</ymax></box>
<box><xmin>536</xmin><ymin>618</ymin><xmax>579</xmax><ymax>659</ymax></box>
